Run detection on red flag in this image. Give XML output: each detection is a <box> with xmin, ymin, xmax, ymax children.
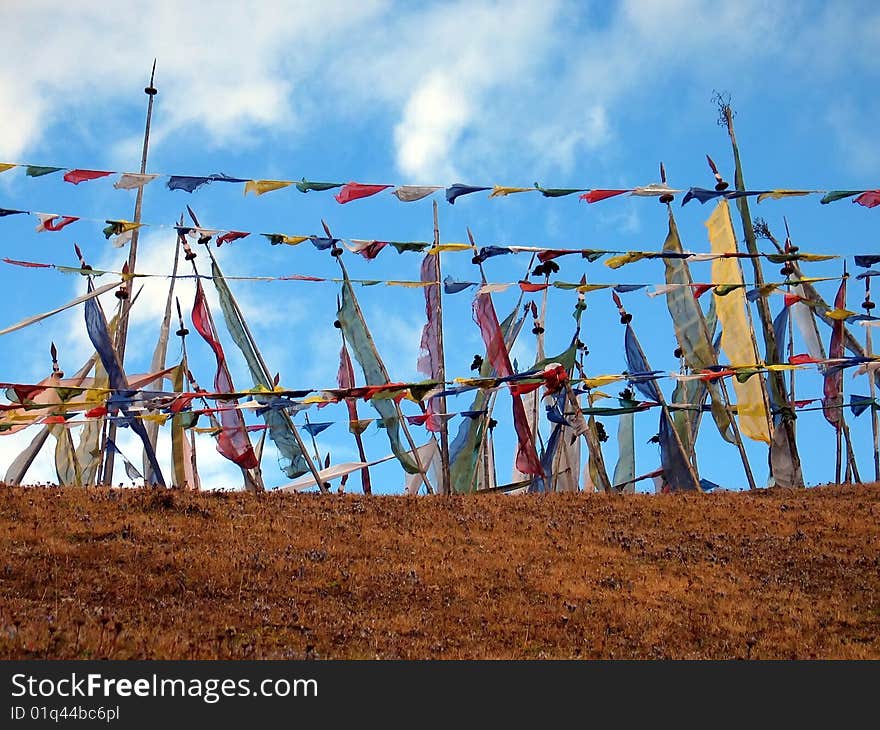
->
<box><xmin>216</xmin><ymin>231</ymin><xmax>250</xmax><ymax>247</ymax></box>
<box><xmin>63</xmin><ymin>169</ymin><xmax>112</xmax><ymax>185</ymax></box>
<box><xmin>789</xmin><ymin>353</ymin><xmax>819</xmax><ymax>365</ymax></box>
<box><xmin>783</xmin><ymin>292</ymin><xmax>804</xmax><ymax>307</ymax></box>
<box><xmin>352</xmin><ymin>240</ymin><xmax>389</xmax><ymax>259</ymax></box>
<box><xmin>35</xmin><ymin>214</ymin><xmax>79</xmax><ymax>232</ymax></box>
<box><xmin>579</xmin><ymin>189</ymin><xmax>628</xmax><ymax>204</ymax></box>
<box><xmin>191</xmin><ymin>280</ymin><xmax>258</xmax><ymax>469</ymax></box>
<box><xmin>335</xmin><ymin>182</ymin><xmax>392</xmax><ymax>204</ymax></box>
<box><xmin>417</xmin><ymin>254</ymin><xmax>441</xmax><ymax>379</ymax></box>
<box><xmin>853</xmin><ymin>191</ymin><xmax>880</xmax><ymax>209</ymax></box>
<box><xmin>691</xmin><ymin>283</ymin><xmax>714</xmax><ymax>298</ymax></box>
<box><xmin>822</xmin><ymin>277</ymin><xmax>847</xmax><ymax>428</ymax></box>
<box><xmin>2</xmin><ymin>258</ymin><xmax>52</xmax><ymax>268</ymax></box>
<box><xmin>518</xmin><ymin>281</ymin><xmax>548</xmax><ymax>292</ymax></box>
<box><xmin>473</xmin><ymin>292</ymin><xmax>542</xmax><ymax>476</ymax></box>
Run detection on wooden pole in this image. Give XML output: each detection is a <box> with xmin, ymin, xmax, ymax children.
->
<box><xmin>721</xmin><ymin>101</ymin><xmax>804</xmax><ymax>487</ymax></box>
<box><xmin>864</xmin><ymin>278</ymin><xmax>880</xmax><ymax>482</ymax></box>
<box><xmin>102</xmin><ymin>61</ymin><xmax>158</xmax><ymax>485</ymax></box>
<box><xmin>432</xmin><ymin>201</ymin><xmax>452</xmax><ymax>495</ymax></box>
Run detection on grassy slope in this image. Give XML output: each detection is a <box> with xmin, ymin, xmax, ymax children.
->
<box><xmin>1</xmin><ymin>485</ymin><xmax>879</xmax><ymax>659</ymax></box>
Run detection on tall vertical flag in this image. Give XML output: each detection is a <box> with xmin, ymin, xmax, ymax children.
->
<box><xmin>661</xmin><ymin>209</ymin><xmax>735</xmax><ymax>444</ymax></box>
<box><xmin>83</xmin><ymin>281</ymin><xmax>165</xmax><ymax>485</ymax></box>
<box><xmin>472</xmin><ymin>291</ymin><xmax>542</xmax><ymax>477</ymax></box>
<box><xmin>823</xmin><ymin>277</ymin><xmax>847</xmax><ymax>429</ymax></box>
<box><xmin>191</xmin><ymin>279</ymin><xmax>260</xmax><ymax>472</ymax></box>
<box><xmin>706</xmin><ymin>200</ymin><xmax>771</xmax><ymax>443</ymax></box>
<box><xmin>337</xmin><ymin>272</ymin><xmax>419</xmax><ymax>474</ymax></box>
<box><xmin>210</xmin><ymin>258</ymin><xmax>311</xmax><ymax>479</ymax></box>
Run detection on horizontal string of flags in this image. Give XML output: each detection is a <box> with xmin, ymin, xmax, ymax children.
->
<box><xmin>5</xmin><ymin>353</ymin><xmax>879</xmax><ymax>414</ymax></box>
<box><xmin>1</xmin><ymin>161</ymin><xmax>878</xmax><ymax>208</ymax></box>
<box><xmin>0</xmin><ymin>204</ymin><xmax>853</xmax><ymax>262</ymax></box>
<box><xmin>0</xmin><ymin>254</ymin><xmax>852</xmax><ymax>308</ymax></box>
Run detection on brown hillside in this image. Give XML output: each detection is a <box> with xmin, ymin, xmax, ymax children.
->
<box><xmin>1</xmin><ymin>485</ymin><xmax>879</xmax><ymax>659</ymax></box>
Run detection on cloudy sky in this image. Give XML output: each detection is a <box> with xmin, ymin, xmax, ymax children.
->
<box><xmin>1</xmin><ymin>0</ymin><xmax>878</xmax><ymax>490</ymax></box>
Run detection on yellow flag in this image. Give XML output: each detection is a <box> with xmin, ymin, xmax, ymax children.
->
<box><xmin>427</xmin><ymin>243</ymin><xmax>472</xmax><ymax>254</ymax></box>
<box><xmin>756</xmin><ymin>189</ymin><xmax>810</xmax><ymax>203</ymax></box>
<box><xmin>708</xmin><ymin>200</ymin><xmax>770</xmax><ymax>443</ymax></box>
<box><xmin>581</xmin><ymin>375</ymin><xmax>624</xmax><ymax>389</ymax></box>
<box><xmin>605</xmin><ymin>252</ymin><xmax>646</xmax><ymax>269</ymax></box>
<box><xmin>244</xmin><ymin>179</ymin><xmax>293</xmax><ymax>195</ymax></box>
<box><xmin>0</xmin><ymin>163</ymin><xmax>16</xmax><ymax>173</ymax></box>
<box><xmin>489</xmin><ymin>186</ymin><xmax>533</xmax><ymax>198</ymax></box>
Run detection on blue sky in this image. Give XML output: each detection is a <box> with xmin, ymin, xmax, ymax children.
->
<box><xmin>0</xmin><ymin>0</ymin><xmax>878</xmax><ymax>491</ymax></box>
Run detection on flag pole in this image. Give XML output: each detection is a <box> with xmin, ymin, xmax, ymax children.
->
<box><xmin>718</xmin><ymin>97</ymin><xmax>803</xmax><ymax>487</ymax></box>
<box><xmin>863</xmin><ymin>277</ymin><xmax>880</xmax><ymax>481</ymax></box>
<box><xmin>432</xmin><ymin>200</ymin><xmax>452</xmax><ymax>495</ymax></box>
<box><xmin>325</xmin><ymin>222</ymin><xmax>435</xmax><ymax>494</ymax></box>
<box><xmin>102</xmin><ymin>61</ymin><xmax>158</xmax><ymax>485</ymax></box>
<box><xmin>338</xmin><ymin>328</ymin><xmax>373</xmax><ymax>494</ymax></box>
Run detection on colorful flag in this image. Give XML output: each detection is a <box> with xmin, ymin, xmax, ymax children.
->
<box><xmin>335</xmin><ymin>182</ymin><xmax>392</xmax><ymax>204</ymax></box>
<box><xmin>295</xmin><ymin>178</ymin><xmax>342</xmax><ymax>193</ymax></box>
<box><xmin>244</xmin><ymin>179</ymin><xmax>292</xmax><ymax>196</ymax></box>
<box><xmin>473</xmin><ymin>292</ymin><xmax>542</xmax><ymax>476</ymax></box>
<box><xmin>854</xmin><ymin>191</ymin><xmax>880</xmax><ymax>208</ymax></box>
<box><xmin>209</xmin><ymin>259</ymin><xmax>309</xmax><ymax>478</ymax></box>
<box><xmin>661</xmin><ymin>208</ymin><xmax>735</xmax><ymax>443</ymax></box>
<box><xmin>446</xmin><ymin>184</ymin><xmax>490</xmax><ymax>204</ymax></box>
<box><xmin>417</xmin><ymin>254</ymin><xmax>442</xmax><ymax>379</ymax></box>
<box><xmin>489</xmin><ymin>186</ymin><xmax>533</xmax><ymax>197</ymax></box>
<box><xmin>707</xmin><ymin>200</ymin><xmax>771</xmax><ymax>443</ymax></box>
<box><xmin>34</xmin><ymin>213</ymin><xmax>79</xmax><ymax>232</ymax></box>
<box><xmin>25</xmin><ymin>166</ymin><xmax>62</xmax><ymax>177</ymax></box>
<box><xmin>580</xmin><ymin>189</ymin><xmax>628</xmax><ymax>203</ymax></box>
<box><xmin>191</xmin><ymin>279</ymin><xmax>259</xmax><ymax>470</ymax></box>
<box><xmin>337</xmin><ymin>273</ymin><xmax>419</xmax><ymax>473</ymax></box>
<box><xmin>393</xmin><ymin>185</ymin><xmax>441</xmax><ymax>202</ymax></box>
<box><xmin>114</xmin><ymin>173</ymin><xmax>158</xmax><ymax>190</ymax></box>
<box><xmin>216</xmin><ymin>231</ymin><xmax>250</xmax><ymax>247</ymax></box>
<box><xmin>83</xmin><ymin>281</ymin><xmax>165</xmax><ymax>485</ymax></box>
<box><xmin>823</xmin><ymin>277</ymin><xmax>847</xmax><ymax>429</ymax></box>
<box><xmin>63</xmin><ymin>169</ymin><xmax>111</xmax><ymax>185</ymax></box>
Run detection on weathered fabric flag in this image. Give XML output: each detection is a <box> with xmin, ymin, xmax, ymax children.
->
<box><xmin>823</xmin><ymin>277</ymin><xmax>847</xmax><ymax>428</ymax></box>
<box><xmin>210</xmin><ymin>259</ymin><xmax>310</xmax><ymax>478</ymax></box>
<box><xmin>35</xmin><ymin>213</ymin><xmax>79</xmax><ymax>232</ymax></box>
<box><xmin>473</xmin><ymin>292</ymin><xmax>542</xmax><ymax>476</ymax></box>
<box><xmin>624</xmin><ymin>324</ymin><xmax>699</xmax><ymax>492</ymax></box>
<box><xmin>216</xmin><ymin>231</ymin><xmax>250</xmax><ymax>247</ymax></box>
<box><xmin>295</xmin><ymin>178</ymin><xmax>342</xmax><ymax>193</ymax></box>
<box><xmin>114</xmin><ymin>173</ymin><xmax>158</xmax><ymax>190</ymax></box>
<box><xmin>417</xmin><ymin>254</ymin><xmax>442</xmax><ymax>379</ymax></box>
<box><xmin>446</xmin><ymin>184</ymin><xmax>490</xmax><ymax>204</ymax></box>
<box><xmin>191</xmin><ymin>279</ymin><xmax>259</xmax><ymax>470</ymax></box>
<box><xmin>707</xmin><ymin>200</ymin><xmax>770</xmax><ymax>443</ymax></box>
<box><xmin>580</xmin><ymin>189</ymin><xmax>628</xmax><ymax>203</ymax></box>
<box><xmin>393</xmin><ymin>186</ymin><xmax>441</xmax><ymax>202</ymax></box>
<box><xmin>662</xmin><ymin>208</ymin><xmax>735</xmax><ymax>443</ymax></box>
<box><xmin>337</xmin><ymin>273</ymin><xmax>419</xmax><ymax>473</ymax></box>
<box><xmin>449</xmin><ymin>303</ymin><xmax>525</xmax><ymax>492</ymax></box>
<box><xmin>83</xmin><ymin>282</ymin><xmax>165</xmax><ymax>485</ymax></box>
<box><xmin>854</xmin><ymin>191</ymin><xmax>880</xmax><ymax>208</ymax></box>
<box><xmin>243</xmin><ymin>179</ymin><xmax>292</xmax><ymax>196</ymax></box>
<box><xmin>63</xmin><ymin>169</ymin><xmax>111</xmax><ymax>185</ymax></box>
<box><xmin>335</xmin><ymin>182</ymin><xmax>391</xmax><ymax>204</ymax></box>
<box><xmin>26</xmin><ymin>166</ymin><xmax>62</xmax><ymax>177</ymax></box>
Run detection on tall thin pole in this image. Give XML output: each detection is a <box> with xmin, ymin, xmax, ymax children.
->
<box><xmin>720</xmin><ymin>100</ymin><xmax>803</xmax><ymax>487</ymax></box>
<box><xmin>432</xmin><ymin>201</ymin><xmax>452</xmax><ymax>496</ymax></box>
<box><xmin>102</xmin><ymin>61</ymin><xmax>158</xmax><ymax>484</ymax></box>
<box><xmin>864</xmin><ymin>278</ymin><xmax>880</xmax><ymax>481</ymax></box>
